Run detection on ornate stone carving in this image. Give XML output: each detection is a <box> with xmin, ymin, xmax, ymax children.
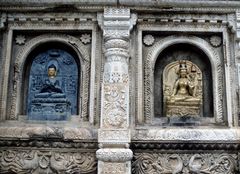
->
<box><xmin>28</xmin><ymin>50</ymin><xmax>79</xmax><ymax>120</ymax></box>
<box><xmin>164</xmin><ymin>60</ymin><xmax>202</xmax><ymax>117</ymax></box>
<box><xmin>80</xmin><ymin>33</ymin><xmax>91</xmax><ymax>44</ymax></box>
<box><xmin>97</xmin><ymin>7</ymin><xmax>136</xmax><ymax>174</ymax></box>
<box><xmin>10</xmin><ymin>34</ymin><xmax>90</xmax><ymax>121</ymax></box>
<box><xmin>0</xmin><ymin>126</ymin><xmax>97</xmax><ymax>140</ymax></box>
<box><xmin>98</xmin><ymin>7</ymin><xmax>136</xmax><ymax>131</ymax></box>
<box><xmin>143</xmin><ymin>34</ymin><xmax>154</xmax><ymax>46</ymax></box>
<box><xmin>132</xmin><ymin>153</ymin><xmax>237</xmax><ymax>174</ymax></box>
<box><xmin>131</xmin><ymin>142</ymin><xmax>240</xmax><ymax>151</ymax></box>
<box><xmin>96</xmin><ymin>148</ymin><xmax>133</xmax><ymax>162</ymax></box>
<box><xmin>143</xmin><ymin>35</ymin><xmax>223</xmax><ymax>123</ymax></box>
<box><xmin>98</xmin><ymin>129</ymin><xmax>131</xmax><ymax>143</ymax></box>
<box><xmin>132</xmin><ymin>128</ymin><xmax>240</xmax><ymax>141</ymax></box>
<box><xmin>0</xmin><ymin>149</ymin><xmax>97</xmax><ymax>173</ymax></box>
<box><xmin>210</xmin><ymin>35</ymin><xmax>222</xmax><ymax>47</ymax></box>
<box><xmin>15</xmin><ymin>35</ymin><xmax>26</xmax><ymax>45</ymax></box>
<box><xmin>102</xmin><ymin>84</ymin><xmax>128</xmax><ymax>128</ymax></box>
<box><xmin>101</xmin><ymin>162</ymin><xmax>126</xmax><ymax>174</ymax></box>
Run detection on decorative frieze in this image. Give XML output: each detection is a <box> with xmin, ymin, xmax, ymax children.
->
<box><xmin>0</xmin><ymin>149</ymin><xmax>97</xmax><ymax>174</ymax></box>
<box><xmin>132</xmin><ymin>128</ymin><xmax>240</xmax><ymax>141</ymax></box>
<box><xmin>132</xmin><ymin>152</ymin><xmax>238</xmax><ymax>174</ymax></box>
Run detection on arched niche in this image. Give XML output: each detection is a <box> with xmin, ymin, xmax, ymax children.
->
<box><xmin>10</xmin><ymin>34</ymin><xmax>90</xmax><ymax>121</ymax></box>
<box><xmin>154</xmin><ymin>43</ymin><xmax>213</xmax><ymax>119</ymax></box>
<box><xmin>24</xmin><ymin>42</ymin><xmax>80</xmax><ymax>120</ymax></box>
<box><xmin>144</xmin><ymin>35</ymin><xmax>224</xmax><ymax>125</ymax></box>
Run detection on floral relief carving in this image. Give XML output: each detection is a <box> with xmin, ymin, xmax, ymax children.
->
<box><xmin>102</xmin><ymin>84</ymin><xmax>128</xmax><ymax>128</ymax></box>
<box><xmin>15</xmin><ymin>35</ymin><xmax>26</xmax><ymax>45</ymax></box>
<box><xmin>210</xmin><ymin>35</ymin><xmax>222</xmax><ymax>47</ymax></box>
<box><xmin>132</xmin><ymin>153</ymin><xmax>237</xmax><ymax>174</ymax></box>
<box><xmin>0</xmin><ymin>150</ymin><xmax>97</xmax><ymax>173</ymax></box>
<box><xmin>80</xmin><ymin>33</ymin><xmax>91</xmax><ymax>44</ymax></box>
<box><xmin>143</xmin><ymin>34</ymin><xmax>155</xmax><ymax>46</ymax></box>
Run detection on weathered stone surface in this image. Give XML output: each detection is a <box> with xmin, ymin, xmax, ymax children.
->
<box><xmin>0</xmin><ymin>2</ymin><xmax>240</xmax><ymax>173</ymax></box>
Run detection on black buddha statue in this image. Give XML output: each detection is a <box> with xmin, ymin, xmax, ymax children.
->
<box><xmin>40</xmin><ymin>64</ymin><xmax>63</xmax><ymax>94</ymax></box>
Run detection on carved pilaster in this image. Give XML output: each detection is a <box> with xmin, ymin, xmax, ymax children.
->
<box><xmin>236</xmin><ymin>10</ymin><xmax>240</xmax><ymax>56</ymax></box>
<box><xmin>97</xmin><ymin>7</ymin><xmax>136</xmax><ymax>174</ymax></box>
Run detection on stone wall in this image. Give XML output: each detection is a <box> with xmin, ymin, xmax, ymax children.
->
<box><xmin>0</xmin><ymin>1</ymin><xmax>240</xmax><ymax>173</ymax></box>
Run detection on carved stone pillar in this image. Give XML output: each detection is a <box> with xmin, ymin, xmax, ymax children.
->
<box><xmin>236</xmin><ymin>10</ymin><xmax>240</xmax><ymax>125</ymax></box>
<box><xmin>97</xmin><ymin>8</ymin><xmax>136</xmax><ymax>174</ymax></box>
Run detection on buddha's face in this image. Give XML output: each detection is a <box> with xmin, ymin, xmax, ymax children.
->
<box><xmin>48</xmin><ymin>67</ymin><xmax>56</xmax><ymax>78</ymax></box>
<box><xmin>179</xmin><ymin>69</ymin><xmax>187</xmax><ymax>77</ymax></box>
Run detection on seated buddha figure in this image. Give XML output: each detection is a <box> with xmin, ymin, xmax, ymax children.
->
<box><xmin>165</xmin><ymin>60</ymin><xmax>202</xmax><ymax>117</ymax></box>
<box><xmin>168</xmin><ymin>61</ymin><xmax>200</xmax><ymax>103</ymax></box>
<box><xmin>35</xmin><ymin>64</ymin><xmax>65</xmax><ymax>98</ymax></box>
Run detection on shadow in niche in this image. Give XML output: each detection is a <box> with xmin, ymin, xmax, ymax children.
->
<box><xmin>22</xmin><ymin>42</ymin><xmax>80</xmax><ymax>121</ymax></box>
<box><xmin>154</xmin><ymin>43</ymin><xmax>213</xmax><ymax>126</ymax></box>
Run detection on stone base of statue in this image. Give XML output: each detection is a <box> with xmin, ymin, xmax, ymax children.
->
<box><xmin>166</xmin><ymin>100</ymin><xmax>201</xmax><ymax>117</ymax></box>
<box><xmin>28</xmin><ymin>93</ymin><xmax>71</xmax><ymax>121</ymax></box>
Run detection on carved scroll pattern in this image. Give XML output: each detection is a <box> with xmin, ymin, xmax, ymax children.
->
<box><xmin>132</xmin><ymin>153</ymin><xmax>237</xmax><ymax>174</ymax></box>
<box><xmin>0</xmin><ymin>150</ymin><xmax>97</xmax><ymax>174</ymax></box>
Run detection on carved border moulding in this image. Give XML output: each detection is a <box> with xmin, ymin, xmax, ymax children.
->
<box><xmin>0</xmin><ymin>149</ymin><xmax>97</xmax><ymax>174</ymax></box>
<box><xmin>98</xmin><ymin>129</ymin><xmax>131</xmax><ymax>144</ymax></box>
<box><xmin>132</xmin><ymin>152</ymin><xmax>238</xmax><ymax>174</ymax></box>
<box><xmin>0</xmin><ymin>126</ymin><xmax>97</xmax><ymax>140</ymax></box>
<box><xmin>10</xmin><ymin>34</ymin><xmax>90</xmax><ymax>121</ymax></box>
<box><xmin>144</xmin><ymin>35</ymin><xmax>224</xmax><ymax>124</ymax></box>
<box><xmin>131</xmin><ymin>142</ymin><xmax>240</xmax><ymax>151</ymax></box>
<box><xmin>0</xmin><ymin>140</ymin><xmax>98</xmax><ymax>149</ymax></box>
<box><xmin>96</xmin><ymin>148</ymin><xmax>133</xmax><ymax>162</ymax></box>
<box><xmin>132</xmin><ymin>128</ymin><xmax>240</xmax><ymax>141</ymax></box>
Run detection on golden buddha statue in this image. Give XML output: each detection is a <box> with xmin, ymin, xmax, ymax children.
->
<box><xmin>163</xmin><ymin>60</ymin><xmax>202</xmax><ymax>117</ymax></box>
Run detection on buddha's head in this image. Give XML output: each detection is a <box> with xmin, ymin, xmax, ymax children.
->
<box><xmin>179</xmin><ymin>60</ymin><xmax>188</xmax><ymax>77</ymax></box>
<box><xmin>48</xmin><ymin>64</ymin><xmax>57</xmax><ymax>78</ymax></box>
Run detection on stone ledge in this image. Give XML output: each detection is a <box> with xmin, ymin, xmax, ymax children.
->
<box><xmin>0</xmin><ymin>125</ymin><xmax>97</xmax><ymax>140</ymax></box>
<box><xmin>132</xmin><ymin>128</ymin><xmax>240</xmax><ymax>141</ymax></box>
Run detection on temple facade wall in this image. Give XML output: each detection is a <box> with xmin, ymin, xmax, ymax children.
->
<box><xmin>0</xmin><ymin>1</ymin><xmax>240</xmax><ymax>173</ymax></box>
